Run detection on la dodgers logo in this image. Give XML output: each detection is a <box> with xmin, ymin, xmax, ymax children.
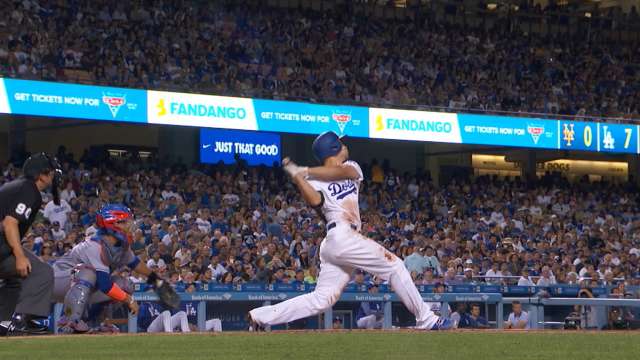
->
<box><xmin>602</xmin><ymin>126</ymin><xmax>615</xmax><ymax>149</ymax></box>
<box><xmin>328</xmin><ymin>180</ymin><xmax>357</xmax><ymax>200</ymax></box>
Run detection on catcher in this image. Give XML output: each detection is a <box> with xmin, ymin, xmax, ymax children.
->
<box><xmin>50</xmin><ymin>204</ymin><xmax>178</xmax><ymax>333</ymax></box>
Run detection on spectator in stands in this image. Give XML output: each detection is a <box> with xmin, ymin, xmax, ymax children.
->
<box><xmin>43</xmin><ymin>198</ymin><xmax>72</xmax><ymax>229</ymax></box>
<box><xmin>505</xmin><ymin>301</ymin><xmax>530</xmax><ymax>330</ymax></box>
<box><xmin>517</xmin><ymin>268</ymin><xmax>535</xmax><ymax>286</ymax></box>
<box><xmin>350</xmin><ymin>269</ymin><xmax>368</xmax><ymax>288</ymax></box>
<box><xmin>404</xmin><ymin>246</ymin><xmax>428</xmax><ymax>275</ymax></box>
<box><xmin>485</xmin><ymin>262</ymin><xmax>502</xmax><ymax>285</ymax></box>
<box><xmin>3</xmin><ymin>148</ymin><xmax>640</xmax><ymax>293</ymax></box>
<box><xmin>462</xmin><ymin>267</ymin><xmax>477</xmax><ymax>285</ymax></box>
<box><xmin>423</xmin><ymin>246</ymin><xmax>442</xmax><ymax>276</ymax></box>
<box><xmin>2</xmin><ymin>1</ymin><xmax>639</xmax><ymax>119</ymax></box>
<box><xmin>147</xmin><ymin>251</ymin><xmax>166</xmax><ymax>271</ymax></box>
<box><xmin>536</xmin><ymin>266</ymin><xmax>557</xmax><ymax>287</ymax></box>
<box><xmin>419</xmin><ymin>267</ymin><xmax>437</xmax><ymax>285</ymax></box>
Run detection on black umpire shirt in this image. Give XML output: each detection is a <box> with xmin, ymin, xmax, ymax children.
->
<box><xmin>0</xmin><ymin>178</ymin><xmax>42</xmax><ymax>259</ymax></box>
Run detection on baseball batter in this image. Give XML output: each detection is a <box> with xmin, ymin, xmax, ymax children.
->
<box><xmin>249</xmin><ymin>131</ymin><xmax>453</xmax><ymax>330</ymax></box>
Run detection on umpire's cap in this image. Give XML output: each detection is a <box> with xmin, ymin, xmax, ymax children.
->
<box><xmin>22</xmin><ymin>152</ymin><xmax>61</xmax><ymax>180</ymax></box>
<box><xmin>312</xmin><ymin>131</ymin><xmax>344</xmax><ymax>163</ymax></box>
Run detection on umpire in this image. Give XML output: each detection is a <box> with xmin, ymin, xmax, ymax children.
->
<box><xmin>0</xmin><ymin>153</ymin><xmax>60</xmax><ymax>335</ymax></box>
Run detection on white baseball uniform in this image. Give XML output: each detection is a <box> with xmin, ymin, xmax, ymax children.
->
<box><xmin>250</xmin><ymin>160</ymin><xmax>439</xmax><ymax>329</ymax></box>
<box><xmin>147</xmin><ymin>310</ymin><xmax>191</xmax><ymax>333</ymax></box>
<box><xmin>357</xmin><ymin>314</ymin><xmax>383</xmax><ymax>329</ymax></box>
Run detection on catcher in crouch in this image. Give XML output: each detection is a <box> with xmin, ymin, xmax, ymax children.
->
<box><xmin>52</xmin><ymin>204</ymin><xmax>177</xmax><ymax>333</ymax></box>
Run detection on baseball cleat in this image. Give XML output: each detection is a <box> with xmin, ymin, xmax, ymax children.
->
<box><xmin>430</xmin><ymin>317</ymin><xmax>455</xmax><ymax>330</ymax></box>
<box><xmin>3</xmin><ymin>314</ymin><xmax>49</xmax><ymax>336</ymax></box>
<box><xmin>247</xmin><ymin>312</ymin><xmax>265</xmax><ymax>332</ymax></box>
<box><xmin>58</xmin><ymin>318</ymin><xmax>90</xmax><ymax>334</ymax></box>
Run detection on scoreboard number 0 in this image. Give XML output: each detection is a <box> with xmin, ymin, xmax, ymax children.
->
<box><xmin>584</xmin><ymin>126</ymin><xmax>592</xmax><ymax>147</ymax></box>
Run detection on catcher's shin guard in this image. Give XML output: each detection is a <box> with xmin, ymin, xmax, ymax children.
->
<box><xmin>63</xmin><ymin>265</ymin><xmax>96</xmax><ymax>322</ymax></box>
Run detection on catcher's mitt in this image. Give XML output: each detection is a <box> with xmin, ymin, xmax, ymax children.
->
<box><xmin>147</xmin><ymin>272</ymin><xmax>180</xmax><ymax>310</ymax></box>
<box><xmin>156</xmin><ymin>280</ymin><xmax>181</xmax><ymax>311</ymax></box>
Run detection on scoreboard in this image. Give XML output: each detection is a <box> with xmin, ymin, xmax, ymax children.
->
<box><xmin>559</xmin><ymin>121</ymin><xmax>638</xmax><ymax>154</ymax></box>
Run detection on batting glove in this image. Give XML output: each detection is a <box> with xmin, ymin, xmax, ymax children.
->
<box><xmin>282</xmin><ymin>157</ymin><xmax>308</xmax><ymax>178</ymax></box>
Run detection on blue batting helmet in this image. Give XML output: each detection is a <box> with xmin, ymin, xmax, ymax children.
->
<box><xmin>312</xmin><ymin>131</ymin><xmax>343</xmax><ymax>163</ymax></box>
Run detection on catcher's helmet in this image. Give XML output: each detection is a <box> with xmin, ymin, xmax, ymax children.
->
<box><xmin>96</xmin><ymin>204</ymin><xmax>134</xmax><ymax>245</ymax></box>
<box><xmin>312</xmin><ymin>131</ymin><xmax>344</xmax><ymax>163</ymax></box>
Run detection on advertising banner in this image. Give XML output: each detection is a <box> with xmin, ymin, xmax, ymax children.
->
<box><xmin>458</xmin><ymin>114</ymin><xmax>558</xmax><ymax>149</ymax></box>
<box><xmin>148</xmin><ymin>90</ymin><xmax>258</xmax><ymax>130</ymax></box>
<box><xmin>368</xmin><ymin>108</ymin><xmax>461</xmax><ymax>143</ymax></box>
<box><xmin>200</xmin><ymin>128</ymin><xmax>280</xmax><ymax>166</ymax></box>
<box><xmin>3</xmin><ymin>78</ymin><xmax>147</xmax><ymax>122</ymax></box>
<box><xmin>0</xmin><ymin>78</ymin><xmax>10</xmax><ymax>114</ymax></box>
<box><xmin>253</xmin><ymin>99</ymin><xmax>368</xmax><ymax>138</ymax></box>
<box><xmin>1</xmin><ymin>78</ymin><xmax>638</xmax><ymax>155</ymax></box>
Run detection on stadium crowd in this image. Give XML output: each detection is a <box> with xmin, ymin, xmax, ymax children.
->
<box><xmin>1</xmin><ymin>0</ymin><xmax>640</xmax><ymax>120</ymax></box>
<box><xmin>2</xmin><ymin>149</ymin><xmax>640</xmax><ymax>294</ymax></box>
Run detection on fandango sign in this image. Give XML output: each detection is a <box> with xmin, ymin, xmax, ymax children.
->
<box><xmin>384</xmin><ymin>118</ymin><xmax>453</xmax><ymax>133</ymax></box>
<box><xmin>165</xmin><ymin>101</ymin><xmax>247</xmax><ymax>119</ymax></box>
<box><xmin>369</xmin><ymin>108</ymin><xmax>461</xmax><ymax>143</ymax></box>
<box><xmin>147</xmin><ymin>90</ymin><xmax>257</xmax><ymax>130</ymax></box>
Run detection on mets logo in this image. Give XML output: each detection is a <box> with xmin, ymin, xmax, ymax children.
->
<box><xmin>563</xmin><ymin>123</ymin><xmax>575</xmax><ymax>146</ymax></box>
<box><xmin>102</xmin><ymin>93</ymin><xmax>126</xmax><ymax>118</ymax></box>
<box><xmin>332</xmin><ymin>111</ymin><xmax>351</xmax><ymax>134</ymax></box>
<box><xmin>527</xmin><ymin>124</ymin><xmax>545</xmax><ymax>144</ymax></box>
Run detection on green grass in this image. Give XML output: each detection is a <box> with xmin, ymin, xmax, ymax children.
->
<box><xmin>1</xmin><ymin>331</ymin><xmax>639</xmax><ymax>360</ymax></box>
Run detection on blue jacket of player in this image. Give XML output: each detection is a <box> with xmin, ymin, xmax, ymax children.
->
<box><xmin>357</xmin><ymin>301</ymin><xmax>384</xmax><ymax>321</ymax></box>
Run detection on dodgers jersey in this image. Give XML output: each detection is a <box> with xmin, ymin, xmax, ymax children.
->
<box><xmin>307</xmin><ymin>160</ymin><xmax>363</xmax><ymax>229</ymax></box>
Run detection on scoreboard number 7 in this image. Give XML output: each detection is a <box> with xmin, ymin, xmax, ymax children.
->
<box><xmin>624</xmin><ymin>128</ymin><xmax>632</xmax><ymax>149</ymax></box>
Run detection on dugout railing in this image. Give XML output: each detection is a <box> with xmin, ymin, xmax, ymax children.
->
<box><xmin>45</xmin><ymin>283</ymin><xmax>640</xmax><ymax>333</ymax></box>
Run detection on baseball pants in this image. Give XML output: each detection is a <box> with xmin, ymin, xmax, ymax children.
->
<box><xmin>147</xmin><ymin>311</ymin><xmax>190</xmax><ymax>333</ymax></box>
<box><xmin>52</xmin><ymin>267</ymin><xmax>110</xmax><ymax>304</ymax></box>
<box><xmin>0</xmin><ymin>247</ymin><xmax>53</xmax><ymax>320</ymax></box>
<box><xmin>357</xmin><ymin>314</ymin><xmax>383</xmax><ymax>329</ymax></box>
<box><xmin>250</xmin><ymin>223</ymin><xmax>438</xmax><ymax>329</ymax></box>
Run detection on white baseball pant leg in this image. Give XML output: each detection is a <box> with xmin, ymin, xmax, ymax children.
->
<box><xmin>329</xmin><ymin>225</ymin><xmax>438</xmax><ymax>329</ymax></box>
<box><xmin>147</xmin><ymin>311</ymin><xmax>172</xmax><ymax>333</ymax></box>
<box><xmin>170</xmin><ymin>311</ymin><xmax>190</xmax><ymax>332</ymax></box>
<box><xmin>206</xmin><ymin>318</ymin><xmax>222</xmax><ymax>332</ymax></box>
<box><xmin>250</xmin><ymin>224</ymin><xmax>438</xmax><ymax>329</ymax></box>
<box><xmin>249</xmin><ymin>257</ymin><xmax>351</xmax><ymax>325</ymax></box>
<box><xmin>356</xmin><ymin>315</ymin><xmax>382</xmax><ymax>329</ymax></box>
